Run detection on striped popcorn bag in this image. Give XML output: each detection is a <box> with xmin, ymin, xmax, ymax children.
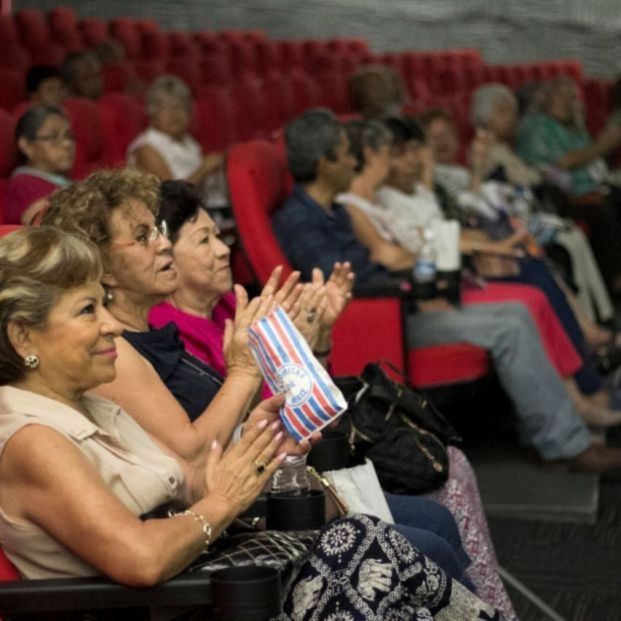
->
<box><xmin>248</xmin><ymin>305</ymin><xmax>347</xmax><ymax>442</ymax></box>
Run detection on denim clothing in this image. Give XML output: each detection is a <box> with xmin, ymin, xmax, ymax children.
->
<box><xmin>497</xmin><ymin>257</ymin><xmax>602</xmax><ymax>394</ymax></box>
<box><xmin>385</xmin><ymin>493</ymin><xmax>475</xmax><ymax>590</ymax></box>
<box><xmin>407</xmin><ymin>302</ymin><xmax>590</xmax><ymax>460</ymax></box>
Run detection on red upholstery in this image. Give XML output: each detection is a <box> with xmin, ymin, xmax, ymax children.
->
<box><xmin>142</xmin><ymin>30</ymin><xmax>170</xmax><ymax>61</ymax></box>
<box><xmin>15</xmin><ymin>9</ymin><xmax>65</xmax><ymax>65</ymax></box>
<box><xmin>227</xmin><ymin>139</ymin><xmax>490</xmax><ymax>382</ymax></box>
<box><xmin>78</xmin><ymin>17</ymin><xmax>108</xmax><ymax>46</ymax></box>
<box><xmin>168</xmin><ymin>30</ymin><xmax>200</xmax><ymax>61</ymax></box>
<box><xmin>0</xmin><ymin>547</ymin><xmax>19</xmax><ymax>582</ymax></box>
<box><xmin>98</xmin><ymin>92</ymin><xmax>147</xmax><ymax>166</ymax></box>
<box><xmin>102</xmin><ymin>61</ymin><xmax>137</xmax><ymax>93</ymax></box>
<box><xmin>0</xmin><ymin>68</ymin><xmax>26</xmax><ymax>112</ymax></box>
<box><xmin>109</xmin><ymin>18</ymin><xmax>142</xmax><ymax>59</ymax></box>
<box><xmin>0</xmin><ymin>109</ymin><xmax>17</xmax><ymax>180</ymax></box>
<box><xmin>0</xmin><ymin>16</ymin><xmax>30</xmax><ymax>72</ymax></box>
<box><xmin>48</xmin><ymin>7</ymin><xmax>83</xmax><ymax>53</ymax></box>
<box><xmin>63</xmin><ymin>98</ymin><xmax>108</xmax><ymax>179</ymax></box>
<box><xmin>193</xmin><ymin>87</ymin><xmax>238</xmax><ymax>152</ymax></box>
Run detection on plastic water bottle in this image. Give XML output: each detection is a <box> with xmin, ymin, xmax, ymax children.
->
<box><xmin>270</xmin><ymin>455</ymin><xmax>311</xmax><ymax>496</ymax></box>
<box><xmin>413</xmin><ymin>228</ymin><xmax>437</xmax><ymax>298</ymax></box>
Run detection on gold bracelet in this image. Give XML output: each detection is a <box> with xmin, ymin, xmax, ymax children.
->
<box><xmin>174</xmin><ymin>509</ymin><xmax>213</xmax><ymax>553</ymax></box>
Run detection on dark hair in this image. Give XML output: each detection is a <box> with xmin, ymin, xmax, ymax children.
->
<box><xmin>383</xmin><ymin>116</ymin><xmax>425</xmax><ymax>150</ymax></box>
<box><xmin>26</xmin><ymin>65</ymin><xmax>62</xmax><ymax>95</ymax></box>
<box><xmin>15</xmin><ymin>105</ymin><xmax>67</xmax><ymax>143</ymax></box>
<box><xmin>285</xmin><ymin>109</ymin><xmax>343</xmax><ymax>183</ymax></box>
<box><xmin>419</xmin><ymin>107</ymin><xmax>454</xmax><ymax>129</ymax></box>
<box><xmin>61</xmin><ymin>51</ymin><xmax>97</xmax><ymax>84</ymax></box>
<box><xmin>344</xmin><ymin>119</ymin><xmax>393</xmax><ymax>173</ymax></box>
<box><xmin>159</xmin><ymin>180</ymin><xmax>203</xmax><ymax>244</ymax></box>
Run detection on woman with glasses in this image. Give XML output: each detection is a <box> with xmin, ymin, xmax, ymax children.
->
<box><xmin>5</xmin><ymin>105</ymin><xmax>75</xmax><ymax>225</ymax></box>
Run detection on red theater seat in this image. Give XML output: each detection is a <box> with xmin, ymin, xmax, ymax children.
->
<box><xmin>227</xmin><ymin>139</ymin><xmax>490</xmax><ymax>383</ymax></box>
<box><xmin>0</xmin><ymin>109</ymin><xmax>17</xmax><ymax>222</ymax></box>
<box><xmin>63</xmin><ymin>97</ymin><xmax>109</xmax><ymax>179</ymax></box>
<box><xmin>14</xmin><ymin>9</ymin><xmax>65</xmax><ymax>65</ymax></box>
<box><xmin>0</xmin><ymin>68</ymin><xmax>26</xmax><ymax>111</ymax></box>
<box><xmin>78</xmin><ymin>17</ymin><xmax>108</xmax><ymax>46</ymax></box>
<box><xmin>98</xmin><ymin>92</ymin><xmax>147</xmax><ymax>166</ymax></box>
<box><xmin>48</xmin><ymin>6</ymin><xmax>83</xmax><ymax>52</ymax></box>
<box><xmin>193</xmin><ymin>87</ymin><xmax>237</xmax><ymax>151</ymax></box>
<box><xmin>109</xmin><ymin>18</ymin><xmax>143</xmax><ymax>59</ymax></box>
<box><xmin>102</xmin><ymin>61</ymin><xmax>137</xmax><ymax>93</ymax></box>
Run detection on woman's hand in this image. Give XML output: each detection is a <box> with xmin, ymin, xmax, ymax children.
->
<box><xmin>201</xmin><ymin>152</ymin><xmax>225</xmax><ymax>176</ymax></box>
<box><xmin>204</xmin><ymin>395</ymin><xmax>288</xmax><ymax>514</ymax></box>
<box><xmin>261</xmin><ymin>266</ymin><xmax>304</xmax><ymax>315</ymax></box>
<box><xmin>292</xmin><ymin>281</ymin><xmax>328</xmax><ymax>349</ymax></box>
<box><xmin>223</xmin><ymin>285</ymin><xmax>274</xmax><ymax>379</ymax></box>
<box><xmin>321</xmin><ymin>262</ymin><xmax>354</xmax><ymax>329</ymax></box>
<box><xmin>244</xmin><ymin>400</ymin><xmax>322</xmax><ymax>457</ymax></box>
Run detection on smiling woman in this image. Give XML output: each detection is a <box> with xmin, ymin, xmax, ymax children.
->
<box><xmin>41</xmin><ymin>168</ymin><xmax>273</xmax><ymax>464</ymax></box>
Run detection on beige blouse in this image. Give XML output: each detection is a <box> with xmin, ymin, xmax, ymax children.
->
<box><xmin>0</xmin><ymin>386</ymin><xmax>184</xmax><ymax>579</ymax></box>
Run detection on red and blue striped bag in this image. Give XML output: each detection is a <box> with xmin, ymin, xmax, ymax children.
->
<box><xmin>248</xmin><ymin>306</ymin><xmax>347</xmax><ymax>442</ymax></box>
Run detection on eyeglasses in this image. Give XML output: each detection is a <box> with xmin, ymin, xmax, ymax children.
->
<box><xmin>113</xmin><ymin>220</ymin><xmax>170</xmax><ymax>248</ymax></box>
<box><xmin>32</xmin><ymin>132</ymin><xmax>76</xmax><ymax>145</ymax></box>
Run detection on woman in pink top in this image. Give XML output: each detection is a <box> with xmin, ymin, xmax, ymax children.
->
<box><xmin>148</xmin><ymin>180</ymin><xmax>523</xmax><ymax>617</ymax></box>
<box><xmin>5</xmin><ymin>106</ymin><xmax>74</xmax><ymax>224</ymax></box>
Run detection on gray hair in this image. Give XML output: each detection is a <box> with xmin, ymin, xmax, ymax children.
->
<box><xmin>344</xmin><ymin>119</ymin><xmax>392</xmax><ymax>173</ymax></box>
<box><xmin>471</xmin><ymin>83</ymin><xmax>516</xmax><ymax>128</ymax></box>
<box><xmin>146</xmin><ymin>75</ymin><xmax>193</xmax><ymax>117</ymax></box>
<box><xmin>0</xmin><ymin>226</ymin><xmax>102</xmax><ymax>384</ymax></box>
<box><xmin>285</xmin><ymin>109</ymin><xmax>343</xmax><ymax>183</ymax></box>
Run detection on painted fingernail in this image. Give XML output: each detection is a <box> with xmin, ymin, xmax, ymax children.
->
<box><xmin>278</xmin><ymin>452</ymin><xmax>288</xmax><ymax>461</ymax></box>
<box><xmin>271</xmin><ymin>420</ymin><xmax>281</xmax><ymax>430</ymax></box>
<box><xmin>257</xmin><ymin>419</ymin><xmax>268</xmax><ymax>430</ymax></box>
<box><xmin>211</xmin><ymin>440</ymin><xmax>219</xmax><ymax>450</ymax></box>
<box><xmin>274</xmin><ymin>431</ymin><xmax>284</xmax><ymax>443</ymax></box>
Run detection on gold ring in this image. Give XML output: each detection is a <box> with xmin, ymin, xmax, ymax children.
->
<box><xmin>306</xmin><ymin>309</ymin><xmax>316</xmax><ymax>323</ymax></box>
<box><xmin>254</xmin><ymin>460</ymin><xmax>266</xmax><ymax>474</ymax></box>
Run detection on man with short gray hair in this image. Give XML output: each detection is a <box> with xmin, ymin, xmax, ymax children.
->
<box><xmin>272</xmin><ymin>108</ymin><xmax>621</xmax><ymax>474</ymax></box>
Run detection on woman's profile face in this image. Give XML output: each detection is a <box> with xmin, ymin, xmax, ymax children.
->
<box><xmin>172</xmin><ymin>209</ymin><xmax>232</xmax><ymax>301</ymax></box>
<box><xmin>365</xmin><ymin>142</ymin><xmax>392</xmax><ymax>186</ymax></box>
<box><xmin>425</xmin><ymin>118</ymin><xmax>458</xmax><ymax>165</ymax></box>
<box><xmin>24</xmin><ymin>281</ymin><xmax>123</xmax><ymax>392</ymax></box>
<box><xmin>106</xmin><ymin>200</ymin><xmax>178</xmax><ymax>303</ymax></box>
<box><xmin>151</xmin><ymin>95</ymin><xmax>192</xmax><ymax>139</ymax></box>
<box><xmin>19</xmin><ymin>114</ymin><xmax>75</xmax><ymax>175</ymax></box>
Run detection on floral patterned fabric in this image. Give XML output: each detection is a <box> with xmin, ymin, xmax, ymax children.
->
<box><xmin>428</xmin><ymin>447</ymin><xmax>518</xmax><ymax>620</ymax></box>
<box><xmin>282</xmin><ymin>514</ymin><xmax>505</xmax><ymax>621</ymax></box>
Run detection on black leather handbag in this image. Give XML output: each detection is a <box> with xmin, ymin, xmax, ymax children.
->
<box><xmin>335</xmin><ymin>362</ymin><xmax>461</xmax><ymax>495</ymax></box>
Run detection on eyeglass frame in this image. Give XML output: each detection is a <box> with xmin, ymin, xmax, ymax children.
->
<box><xmin>31</xmin><ymin>131</ymin><xmax>76</xmax><ymax>145</ymax></box>
<box><xmin>111</xmin><ymin>220</ymin><xmax>170</xmax><ymax>248</ymax></box>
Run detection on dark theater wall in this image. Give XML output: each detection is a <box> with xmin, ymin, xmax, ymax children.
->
<box><xmin>12</xmin><ymin>0</ymin><xmax>621</xmax><ymax>76</ymax></box>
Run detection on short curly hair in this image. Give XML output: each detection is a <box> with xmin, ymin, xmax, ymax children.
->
<box><xmin>43</xmin><ymin>167</ymin><xmax>161</xmax><ymax>268</ymax></box>
<box><xmin>0</xmin><ymin>226</ymin><xmax>102</xmax><ymax>385</ymax></box>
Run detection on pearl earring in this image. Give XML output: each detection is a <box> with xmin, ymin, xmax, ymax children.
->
<box><xmin>24</xmin><ymin>355</ymin><xmax>40</xmax><ymax>369</ymax></box>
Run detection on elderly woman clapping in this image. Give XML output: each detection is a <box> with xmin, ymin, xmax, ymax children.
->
<box><xmin>127</xmin><ymin>75</ymin><xmax>227</xmax><ymax>207</ymax></box>
<box><xmin>42</xmin><ymin>168</ymin><xmax>282</xmax><ymax>462</ymax></box>
<box><xmin>0</xmin><ymin>227</ymin><xmax>506</xmax><ymax>621</ymax></box>
<box><xmin>0</xmin><ymin>226</ymin><xmax>285</xmax><ymax>584</ymax></box>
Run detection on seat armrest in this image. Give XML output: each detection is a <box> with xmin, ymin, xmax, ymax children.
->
<box><xmin>353</xmin><ymin>278</ymin><xmax>415</xmax><ymax>299</ymax></box>
<box><xmin>0</xmin><ymin>571</ymin><xmax>213</xmax><ymax>615</ymax></box>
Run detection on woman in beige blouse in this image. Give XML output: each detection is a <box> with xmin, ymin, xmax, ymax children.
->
<box><xmin>0</xmin><ymin>226</ymin><xmax>285</xmax><ymax>584</ymax></box>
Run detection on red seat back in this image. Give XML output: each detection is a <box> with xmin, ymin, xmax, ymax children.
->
<box><xmin>63</xmin><ymin>97</ymin><xmax>108</xmax><ymax>179</ymax></box>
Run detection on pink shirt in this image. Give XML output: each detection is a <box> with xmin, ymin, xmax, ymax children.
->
<box><xmin>149</xmin><ymin>293</ymin><xmax>272</xmax><ymax>398</ymax></box>
<box><xmin>149</xmin><ymin>293</ymin><xmax>236</xmax><ymax>377</ymax></box>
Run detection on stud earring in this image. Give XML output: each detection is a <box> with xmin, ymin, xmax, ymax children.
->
<box><xmin>24</xmin><ymin>355</ymin><xmax>40</xmax><ymax>369</ymax></box>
